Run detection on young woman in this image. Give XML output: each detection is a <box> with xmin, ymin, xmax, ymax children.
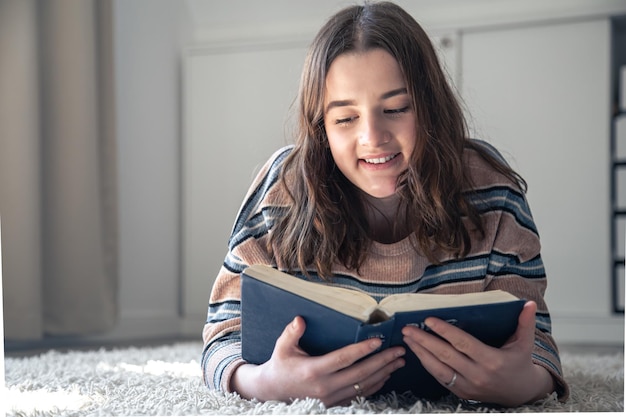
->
<box><xmin>201</xmin><ymin>1</ymin><xmax>569</xmax><ymax>407</ymax></box>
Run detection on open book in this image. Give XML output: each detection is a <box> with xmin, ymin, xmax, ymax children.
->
<box><xmin>242</xmin><ymin>263</ymin><xmax>520</xmax><ymax>323</ymax></box>
<box><xmin>241</xmin><ymin>264</ymin><xmax>525</xmax><ymax>399</ymax></box>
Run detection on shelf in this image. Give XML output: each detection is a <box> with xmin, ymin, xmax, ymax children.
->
<box><xmin>610</xmin><ymin>16</ymin><xmax>625</xmax><ymax>314</ymax></box>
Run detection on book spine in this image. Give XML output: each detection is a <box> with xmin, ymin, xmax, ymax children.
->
<box><xmin>355</xmin><ymin>317</ymin><xmax>396</xmax><ymax>352</ymax></box>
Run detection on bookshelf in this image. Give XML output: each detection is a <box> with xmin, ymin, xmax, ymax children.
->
<box><xmin>611</xmin><ymin>16</ymin><xmax>626</xmax><ymax>313</ymax></box>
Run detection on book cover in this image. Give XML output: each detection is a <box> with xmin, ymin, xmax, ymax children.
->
<box><xmin>241</xmin><ymin>265</ymin><xmax>525</xmax><ymax>399</ymax></box>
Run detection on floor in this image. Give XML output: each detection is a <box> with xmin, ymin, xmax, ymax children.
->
<box><xmin>3</xmin><ymin>336</ymin><xmax>200</xmax><ymax>358</ymax></box>
<box><xmin>4</xmin><ymin>337</ymin><xmax>624</xmax><ymax>358</ymax></box>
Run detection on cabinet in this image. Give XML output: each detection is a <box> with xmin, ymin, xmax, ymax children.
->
<box><xmin>461</xmin><ymin>18</ymin><xmax>623</xmax><ymax>342</ymax></box>
<box><xmin>183</xmin><ymin>44</ymin><xmax>306</xmax><ymax>323</ymax></box>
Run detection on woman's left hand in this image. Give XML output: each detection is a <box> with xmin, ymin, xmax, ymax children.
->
<box><xmin>401</xmin><ymin>300</ymin><xmax>555</xmax><ymax>407</ymax></box>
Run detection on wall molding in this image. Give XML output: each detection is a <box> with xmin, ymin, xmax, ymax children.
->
<box><xmin>187</xmin><ymin>0</ymin><xmax>626</xmax><ymax>46</ymax></box>
<box><xmin>102</xmin><ymin>314</ymin><xmax>626</xmax><ymax>345</ymax></box>
<box><xmin>552</xmin><ymin>315</ymin><xmax>624</xmax><ymax>344</ymax></box>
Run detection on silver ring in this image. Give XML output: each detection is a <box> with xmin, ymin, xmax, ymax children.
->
<box><xmin>353</xmin><ymin>383</ymin><xmax>363</xmax><ymax>396</ymax></box>
<box><xmin>445</xmin><ymin>372</ymin><xmax>457</xmax><ymax>388</ymax></box>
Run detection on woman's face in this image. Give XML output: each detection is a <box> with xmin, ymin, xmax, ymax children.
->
<box><xmin>323</xmin><ymin>48</ymin><xmax>416</xmax><ymax>199</ymax></box>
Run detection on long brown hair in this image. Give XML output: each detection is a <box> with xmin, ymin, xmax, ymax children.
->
<box><xmin>269</xmin><ymin>1</ymin><xmax>525</xmax><ymax>278</ymax></box>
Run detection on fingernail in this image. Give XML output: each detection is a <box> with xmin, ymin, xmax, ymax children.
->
<box><xmin>369</xmin><ymin>338</ymin><xmax>382</xmax><ymax>349</ymax></box>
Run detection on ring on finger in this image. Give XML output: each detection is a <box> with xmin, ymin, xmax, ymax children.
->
<box><xmin>353</xmin><ymin>382</ymin><xmax>363</xmax><ymax>396</ymax></box>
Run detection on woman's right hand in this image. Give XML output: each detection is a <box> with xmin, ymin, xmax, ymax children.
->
<box><xmin>231</xmin><ymin>316</ymin><xmax>406</xmax><ymax>406</ymax></box>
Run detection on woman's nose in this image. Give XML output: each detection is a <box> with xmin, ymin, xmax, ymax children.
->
<box><xmin>358</xmin><ymin>116</ymin><xmax>390</xmax><ymax>146</ymax></box>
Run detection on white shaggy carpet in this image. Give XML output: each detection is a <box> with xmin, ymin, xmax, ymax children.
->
<box><xmin>3</xmin><ymin>341</ymin><xmax>624</xmax><ymax>415</ymax></box>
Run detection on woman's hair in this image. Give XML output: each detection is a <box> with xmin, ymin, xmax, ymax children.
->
<box><xmin>269</xmin><ymin>1</ymin><xmax>525</xmax><ymax>278</ymax></box>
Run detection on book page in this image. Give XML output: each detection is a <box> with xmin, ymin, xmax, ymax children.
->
<box><xmin>244</xmin><ymin>265</ymin><xmax>378</xmax><ymax>322</ymax></box>
<box><xmin>378</xmin><ymin>290</ymin><xmax>519</xmax><ymax>316</ymax></box>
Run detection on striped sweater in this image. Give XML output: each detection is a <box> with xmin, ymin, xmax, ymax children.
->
<box><xmin>201</xmin><ymin>140</ymin><xmax>569</xmax><ymax>401</ymax></box>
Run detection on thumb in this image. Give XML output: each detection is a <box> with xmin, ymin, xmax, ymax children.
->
<box><xmin>273</xmin><ymin>316</ymin><xmax>307</xmax><ymax>358</ymax></box>
<box><xmin>506</xmin><ymin>301</ymin><xmax>537</xmax><ymax>349</ymax></box>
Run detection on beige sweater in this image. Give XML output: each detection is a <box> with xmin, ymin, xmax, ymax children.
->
<box><xmin>201</xmin><ymin>140</ymin><xmax>569</xmax><ymax>401</ymax></box>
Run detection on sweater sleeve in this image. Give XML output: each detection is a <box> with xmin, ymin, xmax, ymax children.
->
<box><xmin>201</xmin><ymin>147</ymin><xmax>292</xmax><ymax>391</ymax></box>
<box><xmin>480</xmin><ymin>186</ymin><xmax>570</xmax><ymax>401</ymax></box>
<box><xmin>466</xmin><ymin>140</ymin><xmax>569</xmax><ymax>401</ymax></box>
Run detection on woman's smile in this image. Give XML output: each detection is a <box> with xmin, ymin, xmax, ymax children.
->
<box><xmin>359</xmin><ymin>152</ymin><xmax>402</xmax><ymax>170</ymax></box>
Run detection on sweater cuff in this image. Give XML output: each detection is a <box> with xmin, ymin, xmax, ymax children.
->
<box><xmin>532</xmin><ymin>355</ymin><xmax>570</xmax><ymax>402</ymax></box>
<box><xmin>202</xmin><ymin>340</ymin><xmax>247</xmax><ymax>391</ymax></box>
<box><xmin>222</xmin><ymin>357</ymin><xmax>248</xmax><ymax>393</ymax></box>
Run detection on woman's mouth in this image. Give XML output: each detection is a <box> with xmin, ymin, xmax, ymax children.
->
<box><xmin>363</xmin><ymin>153</ymin><xmax>399</xmax><ymax>165</ymax></box>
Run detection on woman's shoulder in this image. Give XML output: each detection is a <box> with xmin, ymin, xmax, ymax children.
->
<box><xmin>261</xmin><ymin>145</ymin><xmax>294</xmax><ymax>176</ymax></box>
<box><xmin>244</xmin><ymin>145</ymin><xmax>293</xmax><ymax>193</ymax></box>
<box><xmin>467</xmin><ymin>139</ymin><xmax>507</xmax><ymax>160</ymax></box>
<box><xmin>229</xmin><ymin>146</ymin><xmax>294</xmax><ymax>242</ymax></box>
<box><xmin>463</xmin><ymin>139</ymin><xmax>523</xmax><ymax>192</ymax></box>
<box><xmin>241</xmin><ymin>145</ymin><xmax>294</xmax><ymax>206</ymax></box>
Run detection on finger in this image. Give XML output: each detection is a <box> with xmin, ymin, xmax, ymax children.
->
<box><xmin>313</xmin><ymin>337</ymin><xmax>385</xmax><ymax>374</ymax></box>
<box><xmin>421</xmin><ymin>317</ymin><xmax>485</xmax><ymax>362</ymax></box>
<box><xmin>330</xmin><ymin>349</ymin><xmax>404</xmax><ymax>405</ymax></box>
<box><xmin>272</xmin><ymin>316</ymin><xmax>308</xmax><ymax>359</ymax></box>
<box><xmin>504</xmin><ymin>301</ymin><xmax>537</xmax><ymax>350</ymax></box>
<box><xmin>335</xmin><ymin>373</ymin><xmax>391</xmax><ymax>405</ymax></box>
<box><xmin>519</xmin><ymin>301</ymin><xmax>537</xmax><ymax>336</ymax></box>
<box><xmin>317</xmin><ymin>342</ymin><xmax>404</xmax><ymax>405</ymax></box>
<box><xmin>338</xmin><ymin>345</ymin><xmax>405</xmax><ymax>387</ymax></box>
<box><xmin>331</xmin><ymin>373</ymin><xmax>389</xmax><ymax>405</ymax></box>
<box><xmin>403</xmin><ymin>325</ymin><xmax>462</xmax><ymax>388</ymax></box>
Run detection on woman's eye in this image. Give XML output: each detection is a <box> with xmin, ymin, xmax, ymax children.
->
<box><xmin>335</xmin><ymin>116</ymin><xmax>357</xmax><ymax>125</ymax></box>
<box><xmin>384</xmin><ymin>106</ymin><xmax>410</xmax><ymax>117</ymax></box>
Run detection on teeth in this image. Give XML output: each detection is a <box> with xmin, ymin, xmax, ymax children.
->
<box><xmin>364</xmin><ymin>154</ymin><xmax>397</xmax><ymax>164</ymax></box>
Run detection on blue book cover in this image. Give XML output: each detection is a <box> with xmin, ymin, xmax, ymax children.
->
<box><xmin>241</xmin><ymin>264</ymin><xmax>524</xmax><ymax>399</ymax></box>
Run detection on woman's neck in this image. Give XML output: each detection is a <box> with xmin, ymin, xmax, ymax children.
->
<box><xmin>362</xmin><ymin>192</ymin><xmax>410</xmax><ymax>244</ymax></box>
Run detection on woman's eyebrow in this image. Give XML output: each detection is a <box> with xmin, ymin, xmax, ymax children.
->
<box><xmin>380</xmin><ymin>87</ymin><xmax>408</xmax><ymax>99</ymax></box>
<box><xmin>325</xmin><ymin>99</ymin><xmax>355</xmax><ymax>113</ymax></box>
